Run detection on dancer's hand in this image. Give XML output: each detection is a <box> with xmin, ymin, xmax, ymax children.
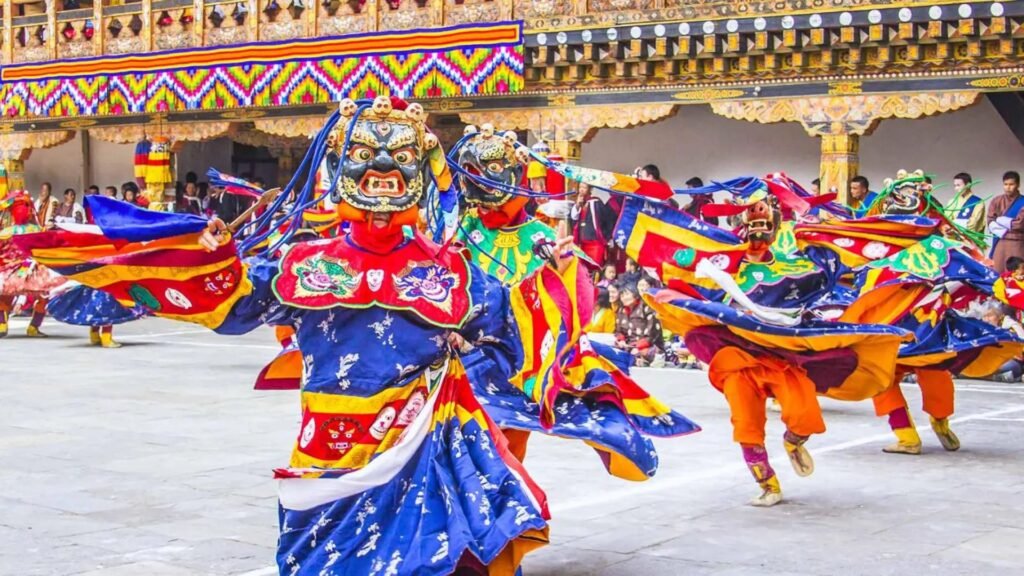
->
<box><xmin>199</xmin><ymin>218</ymin><xmax>229</xmax><ymax>252</ymax></box>
<box><xmin>552</xmin><ymin>220</ymin><xmax>576</xmax><ymax>276</ymax></box>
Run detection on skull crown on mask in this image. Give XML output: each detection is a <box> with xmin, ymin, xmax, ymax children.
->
<box><xmin>325</xmin><ymin>96</ymin><xmax>440</xmax><ymax>215</ymax></box>
<box><xmin>457</xmin><ymin>125</ymin><xmax>524</xmax><ymax>208</ymax></box>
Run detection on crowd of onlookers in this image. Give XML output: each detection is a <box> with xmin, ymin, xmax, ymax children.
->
<box><xmin>29</xmin><ymin>171</ymin><xmax>258</xmax><ymax>229</ymax></box>
<box><xmin>23</xmin><ymin>162</ymin><xmax>1024</xmax><ymax>380</ymax></box>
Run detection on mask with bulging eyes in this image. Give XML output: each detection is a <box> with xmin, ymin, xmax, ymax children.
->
<box><xmin>327</xmin><ymin>96</ymin><xmax>436</xmax><ymax>215</ymax></box>
<box><xmin>457</xmin><ymin>126</ymin><xmax>523</xmax><ymax>208</ymax></box>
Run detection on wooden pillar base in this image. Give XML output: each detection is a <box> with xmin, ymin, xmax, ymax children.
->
<box><xmin>3</xmin><ymin>158</ymin><xmax>25</xmax><ymax>191</ymax></box>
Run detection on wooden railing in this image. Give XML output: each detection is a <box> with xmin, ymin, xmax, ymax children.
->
<box><xmin>0</xmin><ymin>0</ymin><xmax>955</xmax><ymax>64</ymax></box>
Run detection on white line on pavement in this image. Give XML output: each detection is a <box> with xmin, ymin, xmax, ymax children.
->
<box><xmin>550</xmin><ymin>403</ymin><xmax>1024</xmax><ymax>514</ymax></box>
<box><xmin>117</xmin><ymin>328</ymin><xmax>210</xmax><ymax>340</ymax></box>
<box><xmin>232</xmin><ymin>403</ymin><xmax>1024</xmax><ymax>575</ymax></box>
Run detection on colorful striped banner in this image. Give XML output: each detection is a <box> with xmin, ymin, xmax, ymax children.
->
<box><xmin>0</xmin><ymin>22</ymin><xmax>524</xmax><ymax>120</ymax></box>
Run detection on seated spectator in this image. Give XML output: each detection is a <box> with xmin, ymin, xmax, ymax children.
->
<box><xmin>982</xmin><ymin>301</ymin><xmax>1024</xmax><ymax>382</ymax></box>
<box><xmin>122</xmin><ymin>182</ymin><xmax>149</xmax><ymax>208</ymax></box>
<box><xmin>585</xmin><ymin>288</ymin><xmax>616</xmax><ymax>334</ymax></box>
<box><xmin>101</xmin><ymin>186</ymin><xmax>118</xmax><ymax>199</ymax></box>
<box><xmin>614</xmin><ymin>285</ymin><xmax>665</xmax><ymax>367</ymax></box>
<box><xmin>606</xmin><ymin>283</ymin><xmax>621</xmax><ymax>314</ymax></box>
<box><xmin>177</xmin><ymin>181</ymin><xmax>203</xmax><ymax>215</ymax></box>
<box><xmin>636</xmin><ymin>274</ymin><xmax>659</xmax><ymax>295</ymax></box>
<box><xmin>597</xmin><ymin>264</ymin><xmax>618</xmax><ymax>288</ymax></box>
<box><xmin>53</xmin><ymin>188</ymin><xmax>84</xmax><ymax>225</ymax></box>
<box><xmin>619</xmin><ymin>259</ymin><xmax>641</xmax><ymax>287</ymax></box>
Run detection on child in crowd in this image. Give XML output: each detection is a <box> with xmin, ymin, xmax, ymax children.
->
<box><xmin>597</xmin><ymin>264</ymin><xmax>618</xmax><ymax>288</ymax></box>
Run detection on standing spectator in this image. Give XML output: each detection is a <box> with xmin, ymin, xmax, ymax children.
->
<box><xmin>570</xmin><ymin>182</ymin><xmax>616</xmax><ymax>267</ymax></box>
<box><xmin>988</xmin><ymin>171</ymin><xmax>1024</xmax><ymax>273</ymax></box>
<box><xmin>945</xmin><ymin>172</ymin><xmax>986</xmax><ymax>235</ymax></box>
<box><xmin>85</xmin><ymin>185</ymin><xmax>100</xmax><ymax>196</ymax></box>
<box><xmin>585</xmin><ymin>288</ymin><xmax>616</xmax><ymax>334</ymax></box>
<box><xmin>848</xmin><ymin>175</ymin><xmax>877</xmax><ymax>217</ymax></box>
<box><xmin>53</xmin><ymin>188</ymin><xmax>84</xmax><ymax>225</ymax></box>
<box><xmin>177</xmin><ymin>181</ymin><xmax>203</xmax><ymax>215</ymax></box>
<box><xmin>34</xmin><ymin>182</ymin><xmax>58</xmax><ymax>229</ymax></box>
<box><xmin>207</xmin><ymin>186</ymin><xmax>255</xmax><ymax>224</ymax></box>
<box><xmin>101</xmin><ymin>186</ymin><xmax>118</xmax><ymax>198</ymax></box>
<box><xmin>682</xmin><ymin>177</ymin><xmax>717</xmax><ymax>225</ymax></box>
<box><xmin>637</xmin><ymin>164</ymin><xmax>660</xmax><ymax>182</ymax></box>
<box><xmin>614</xmin><ymin>285</ymin><xmax>664</xmax><ymax>367</ymax></box>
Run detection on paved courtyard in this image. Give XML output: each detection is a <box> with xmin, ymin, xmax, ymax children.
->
<box><xmin>3</xmin><ymin>317</ymin><xmax>1024</xmax><ymax>576</ymax></box>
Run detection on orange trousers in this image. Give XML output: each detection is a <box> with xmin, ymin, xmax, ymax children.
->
<box><xmin>709</xmin><ymin>347</ymin><xmax>826</xmax><ymax>446</ymax></box>
<box><xmin>873</xmin><ymin>368</ymin><xmax>955</xmax><ymax>421</ymax></box>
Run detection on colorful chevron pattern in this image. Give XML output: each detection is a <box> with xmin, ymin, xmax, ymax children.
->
<box><xmin>0</xmin><ymin>23</ymin><xmax>523</xmax><ymax>120</ymax></box>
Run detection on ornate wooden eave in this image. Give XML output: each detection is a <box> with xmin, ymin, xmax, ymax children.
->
<box><xmin>523</xmin><ymin>1</ymin><xmax>1024</xmax><ymax>89</ymax></box>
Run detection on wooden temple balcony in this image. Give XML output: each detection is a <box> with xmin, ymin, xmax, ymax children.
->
<box><xmin>0</xmin><ymin>1</ymin><xmax>1020</xmax><ymax>71</ymax></box>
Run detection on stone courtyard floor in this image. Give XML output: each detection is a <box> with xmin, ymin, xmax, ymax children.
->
<box><xmin>2</xmin><ymin>317</ymin><xmax>1023</xmax><ymax>575</ymax></box>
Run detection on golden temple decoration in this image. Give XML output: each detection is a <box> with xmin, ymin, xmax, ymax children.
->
<box><xmin>0</xmin><ymin>130</ymin><xmax>75</xmax><ymax>160</ymax></box>
<box><xmin>711</xmin><ymin>92</ymin><xmax>981</xmax><ymax>202</ymax></box>
<box><xmin>88</xmin><ymin>122</ymin><xmax>236</xmax><ymax>144</ymax></box>
<box><xmin>253</xmin><ymin>117</ymin><xmax>329</xmax><ymax>138</ymax></box>
<box><xmin>710</xmin><ymin>92</ymin><xmax>980</xmax><ymax>137</ymax></box>
<box><xmin>672</xmin><ymin>89</ymin><xmax>746</xmax><ymax>101</ymax></box>
<box><xmin>420</xmin><ymin>100</ymin><xmax>475</xmax><ymax>113</ymax></box>
<box><xmin>232</xmin><ymin>129</ymin><xmax>310</xmax><ymax>156</ymax></box>
<box><xmin>461</xmin><ymin>103</ymin><xmax>677</xmax><ymax>144</ymax></box>
<box><xmin>828</xmin><ymin>82</ymin><xmax>863</xmax><ymax>96</ymax></box>
<box><xmin>968</xmin><ymin>74</ymin><xmax>1024</xmax><ymax>90</ymax></box>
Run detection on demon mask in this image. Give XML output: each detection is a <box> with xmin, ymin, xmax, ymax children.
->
<box><xmin>457</xmin><ymin>124</ymin><xmax>523</xmax><ymax>208</ymax></box>
<box><xmin>327</xmin><ymin>96</ymin><xmax>439</xmax><ymax>215</ymax></box>
<box><xmin>741</xmin><ymin>194</ymin><xmax>782</xmax><ymax>254</ymax></box>
<box><xmin>881</xmin><ymin>169</ymin><xmax>927</xmax><ymax>216</ymax></box>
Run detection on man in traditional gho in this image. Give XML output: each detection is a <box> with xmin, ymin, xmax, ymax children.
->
<box><xmin>612</xmin><ymin>174</ymin><xmax>909</xmax><ymax>507</ymax></box>
<box><xmin>17</xmin><ymin>96</ymin><xmax>645</xmax><ymax>575</ymax></box>
<box><xmin>797</xmin><ymin>170</ymin><xmax>1023</xmax><ymax>455</ymax></box>
<box><xmin>945</xmin><ymin>172</ymin><xmax>986</xmax><ymax>237</ymax></box>
<box><xmin>0</xmin><ymin>187</ymin><xmax>64</xmax><ymax>338</ymax></box>
<box><xmin>449</xmin><ymin>125</ymin><xmax>699</xmax><ymax>480</ymax></box>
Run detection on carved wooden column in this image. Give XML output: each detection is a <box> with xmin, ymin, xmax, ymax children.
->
<box><xmin>3</xmin><ymin>156</ymin><xmax>28</xmax><ymax>190</ymax></box>
<box><xmin>820</xmin><ymin>133</ymin><xmax>860</xmax><ymax>202</ymax></box>
<box><xmin>711</xmin><ymin>91</ymin><xmax>981</xmax><ymax>203</ymax></box>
